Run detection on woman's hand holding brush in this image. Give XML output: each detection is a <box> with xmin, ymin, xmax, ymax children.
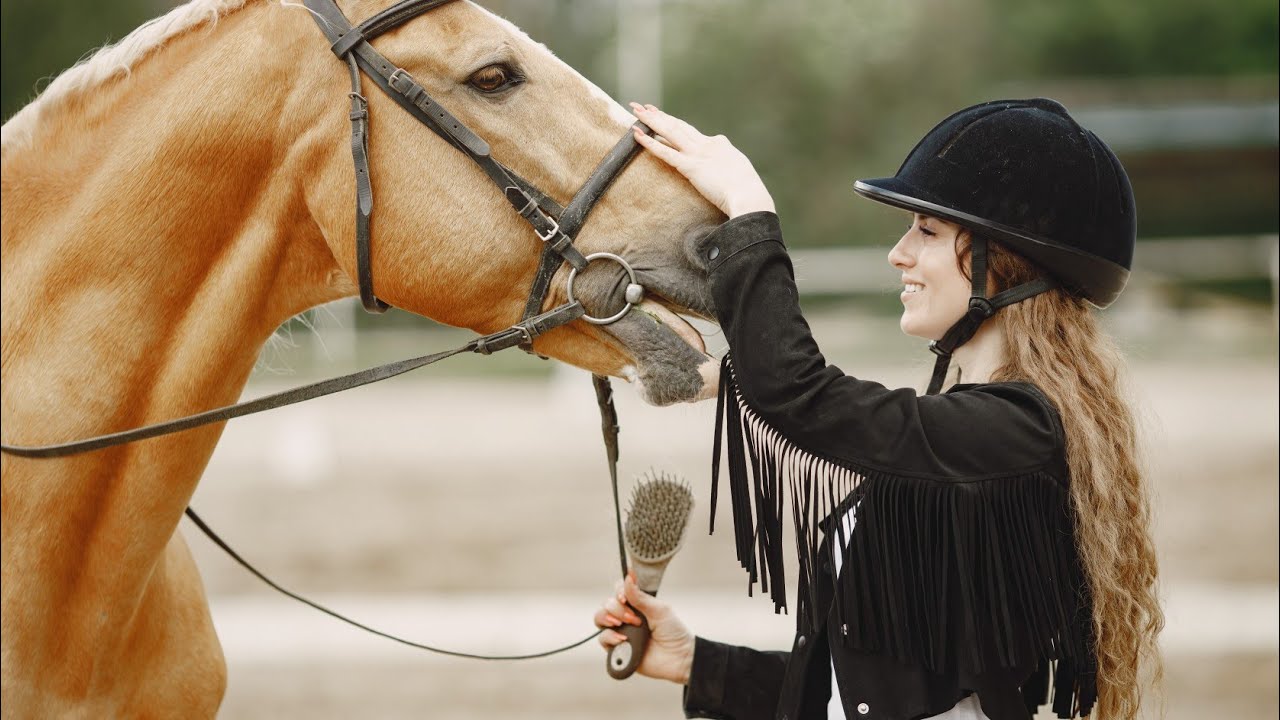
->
<box><xmin>595</xmin><ymin>570</ymin><xmax>695</xmax><ymax>684</ymax></box>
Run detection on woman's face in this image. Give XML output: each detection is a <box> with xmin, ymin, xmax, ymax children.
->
<box><xmin>887</xmin><ymin>214</ymin><xmax>971</xmax><ymax>341</ymax></box>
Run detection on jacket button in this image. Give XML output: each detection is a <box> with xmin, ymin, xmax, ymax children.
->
<box><xmin>841</xmin><ymin>624</ymin><xmax>848</xmax><ymax>636</ymax></box>
<box><xmin>857</xmin><ymin>702</ymin><xmax>870</xmax><ymax>715</ymax></box>
<box><xmin>707</xmin><ymin>246</ymin><xmax>720</xmax><ymax>260</ymax></box>
<box><xmin>796</xmin><ymin>635</ymin><xmax>806</xmax><ymax>648</ymax></box>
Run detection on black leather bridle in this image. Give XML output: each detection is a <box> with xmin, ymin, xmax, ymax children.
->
<box><xmin>2</xmin><ymin>0</ymin><xmax>652</xmax><ymax>458</ymax></box>
<box><xmin>2</xmin><ymin>0</ymin><xmax>660</xmax><ymax>663</ymax></box>
<box><xmin>303</xmin><ymin>0</ymin><xmax>651</xmax><ymax>329</ymax></box>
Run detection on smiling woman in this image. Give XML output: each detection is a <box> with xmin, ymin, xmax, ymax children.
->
<box><xmin>889</xmin><ymin>214</ymin><xmax>978</xmax><ymax>343</ymax></box>
<box><xmin>596</xmin><ymin>100</ymin><xmax>1162</xmax><ymax>720</ymax></box>
<box><xmin>0</xmin><ymin>0</ymin><xmax>721</xmax><ymax>715</ymax></box>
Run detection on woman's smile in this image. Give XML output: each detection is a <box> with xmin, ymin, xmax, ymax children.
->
<box><xmin>888</xmin><ymin>214</ymin><xmax>971</xmax><ymax>341</ymax></box>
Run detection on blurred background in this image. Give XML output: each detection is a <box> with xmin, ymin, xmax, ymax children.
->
<box><xmin>3</xmin><ymin>0</ymin><xmax>1276</xmax><ymax>717</ymax></box>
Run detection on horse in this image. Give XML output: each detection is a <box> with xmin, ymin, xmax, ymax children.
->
<box><xmin>0</xmin><ymin>0</ymin><xmax>721</xmax><ymax>714</ymax></box>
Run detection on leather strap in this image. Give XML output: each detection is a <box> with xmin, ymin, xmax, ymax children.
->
<box><xmin>593</xmin><ymin>374</ymin><xmax>627</xmax><ymax>579</ymax></box>
<box><xmin>0</xmin><ymin>302</ymin><xmax>583</xmax><ymax>458</ymax></box>
<box><xmin>514</xmin><ymin>125</ymin><xmax>653</xmax><ymax>329</ymax></box>
<box><xmin>305</xmin><ymin>0</ymin><xmax>597</xmax><ymax>314</ymax></box>
<box><xmin>182</xmin><ymin>504</ymin><xmax>605</xmax><ymax>660</ymax></box>
<box><xmin>557</xmin><ymin>124</ymin><xmax>650</xmax><ymax>239</ymax></box>
<box><xmin>926</xmin><ymin>236</ymin><xmax>1057</xmax><ymax>394</ymax></box>
<box><xmin>170</xmin><ymin>371</ymin><xmax>626</xmax><ymax>662</ymax></box>
<box><xmin>318</xmin><ymin>0</ymin><xmax>459</xmax><ymax>51</ymax></box>
<box><xmin>345</xmin><ymin>55</ymin><xmax>388</xmax><ymax>312</ymax></box>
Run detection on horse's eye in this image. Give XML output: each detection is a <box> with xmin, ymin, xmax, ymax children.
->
<box><xmin>467</xmin><ymin>64</ymin><xmax>523</xmax><ymax>94</ymax></box>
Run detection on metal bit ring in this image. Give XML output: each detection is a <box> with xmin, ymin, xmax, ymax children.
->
<box><xmin>565</xmin><ymin>253</ymin><xmax>644</xmax><ymax>325</ymax></box>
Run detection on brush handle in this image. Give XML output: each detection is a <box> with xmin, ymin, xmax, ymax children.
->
<box><xmin>606</xmin><ymin>608</ymin><xmax>650</xmax><ymax>679</ymax></box>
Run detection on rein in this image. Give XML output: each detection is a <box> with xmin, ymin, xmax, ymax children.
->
<box><xmin>2</xmin><ymin>0</ymin><xmax>658</xmax><ymax>662</ymax></box>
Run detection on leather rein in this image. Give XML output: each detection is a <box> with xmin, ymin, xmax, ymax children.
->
<box><xmin>2</xmin><ymin>0</ymin><xmax>652</xmax><ymax>661</ymax></box>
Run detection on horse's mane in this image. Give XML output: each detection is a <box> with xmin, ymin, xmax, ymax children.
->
<box><xmin>1</xmin><ymin>0</ymin><xmax>255</xmax><ymax>151</ymax></box>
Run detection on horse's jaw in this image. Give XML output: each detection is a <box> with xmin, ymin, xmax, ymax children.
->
<box><xmin>603</xmin><ymin>299</ymin><xmax>720</xmax><ymax>406</ymax></box>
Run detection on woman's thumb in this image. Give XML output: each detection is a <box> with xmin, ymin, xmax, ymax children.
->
<box><xmin>623</xmin><ymin>574</ymin><xmax>660</xmax><ymax>615</ymax></box>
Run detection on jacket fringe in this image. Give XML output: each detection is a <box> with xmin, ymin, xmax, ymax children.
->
<box><xmin>710</xmin><ymin>355</ymin><xmax>1097</xmax><ymax>718</ymax></box>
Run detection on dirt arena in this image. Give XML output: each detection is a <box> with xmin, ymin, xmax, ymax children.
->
<box><xmin>188</xmin><ymin>305</ymin><xmax>1278</xmax><ymax>719</ymax></box>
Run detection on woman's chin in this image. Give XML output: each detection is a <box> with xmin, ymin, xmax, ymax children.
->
<box><xmin>899</xmin><ymin>317</ymin><xmax>944</xmax><ymax>343</ymax></box>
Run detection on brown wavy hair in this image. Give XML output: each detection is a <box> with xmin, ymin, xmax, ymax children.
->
<box><xmin>959</xmin><ymin>234</ymin><xmax>1164</xmax><ymax>718</ymax></box>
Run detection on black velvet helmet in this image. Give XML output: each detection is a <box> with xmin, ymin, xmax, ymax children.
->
<box><xmin>853</xmin><ymin>98</ymin><xmax>1135</xmax><ymax>308</ymax></box>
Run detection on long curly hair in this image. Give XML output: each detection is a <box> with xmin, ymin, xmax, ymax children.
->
<box><xmin>961</xmin><ymin>235</ymin><xmax>1165</xmax><ymax>718</ymax></box>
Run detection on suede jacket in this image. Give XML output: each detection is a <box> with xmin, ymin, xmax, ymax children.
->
<box><xmin>680</xmin><ymin>212</ymin><xmax>1096</xmax><ymax>720</ymax></box>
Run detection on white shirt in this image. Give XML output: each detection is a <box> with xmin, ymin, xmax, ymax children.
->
<box><xmin>827</xmin><ymin>505</ymin><xmax>991</xmax><ymax>720</ymax></box>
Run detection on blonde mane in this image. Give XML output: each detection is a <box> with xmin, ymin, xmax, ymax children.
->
<box><xmin>1</xmin><ymin>0</ymin><xmax>254</xmax><ymax>150</ymax></box>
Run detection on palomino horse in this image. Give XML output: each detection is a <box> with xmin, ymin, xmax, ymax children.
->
<box><xmin>0</xmin><ymin>0</ymin><xmax>721</xmax><ymax>714</ymax></box>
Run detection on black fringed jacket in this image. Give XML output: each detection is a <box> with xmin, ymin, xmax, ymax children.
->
<box><xmin>682</xmin><ymin>212</ymin><xmax>1096</xmax><ymax>720</ymax></box>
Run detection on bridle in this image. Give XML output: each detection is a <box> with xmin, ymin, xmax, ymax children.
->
<box><xmin>1</xmin><ymin>0</ymin><xmax>665</xmax><ymax>662</ymax></box>
<box><xmin>0</xmin><ymin>0</ymin><xmax>655</xmax><ymax>453</ymax></box>
<box><xmin>303</xmin><ymin>0</ymin><xmax>650</xmax><ymax>331</ymax></box>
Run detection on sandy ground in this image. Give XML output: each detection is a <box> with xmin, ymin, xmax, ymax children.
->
<box><xmin>174</xmin><ymin>301</ymin><xmax>1280</xmax><ymax>718</ymax></box>
<box><xmin>183</xmin><ymin>324</ymin><xmax>1279</xmax><ymax>719</ymax></box>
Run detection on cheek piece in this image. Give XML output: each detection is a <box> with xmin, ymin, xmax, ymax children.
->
<box><xmin>925</xmin><ymin>238</ymin><xmax>1057</xmax><ymax>394</ymax></box>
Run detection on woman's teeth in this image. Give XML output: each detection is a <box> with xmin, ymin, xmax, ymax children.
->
<box><xmin>904</xmin><ymin>283</ymin><xmax>924</xmax><ymax>294</ymax></box>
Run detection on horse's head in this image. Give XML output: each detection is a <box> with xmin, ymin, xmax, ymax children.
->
<box><xmin>297</xmin><ymin>1</ymin><xmax>722</xmax><ymax>405</ymax></box>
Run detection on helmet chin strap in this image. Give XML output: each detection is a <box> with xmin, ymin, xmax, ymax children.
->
<box><xmin>926</xmin><ymin>237</ymin><xmax>1058</xmax><ymax>395</ymax></box>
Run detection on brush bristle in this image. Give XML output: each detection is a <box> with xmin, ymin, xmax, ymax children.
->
<box><xmin>625</xmin><ymin>470</ymin><xmax>694</xmax><ymax>561</ymax></box>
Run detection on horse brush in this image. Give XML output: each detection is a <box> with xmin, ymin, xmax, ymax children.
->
<box><xmin>607</xmin><ymin>471</ymin><xmax>694</xmax><ymax>680</ymax></box>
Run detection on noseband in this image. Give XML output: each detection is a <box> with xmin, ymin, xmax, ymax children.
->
<box><xmin>304</xmin><ymin>0</ymin><xmax>649</xmax><ymax>330</ymax></box>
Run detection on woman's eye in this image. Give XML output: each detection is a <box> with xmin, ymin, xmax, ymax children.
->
<box><xmin>919</xmin><ymin>226</ymin><xmax>936</xmax><ymax>237</ymax></box>
<box><xmin>468</xmin><ymin>64</ymin><xmax>523</xmax><ymax>93</ymax></box>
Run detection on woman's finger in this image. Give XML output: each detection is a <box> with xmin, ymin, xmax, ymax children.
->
<box><xmin>633</xmin><ymin>129</ymin><xmax>684</xmax><ymax>169</ymax></box>
<box><xmin>594</xmin><ymin>608</ymin><xmax>623</xmax><ymax>629</ymax></box>
<box><xmin>604</xmin><ymin>595</ymin><xmax>643</xmax><ymax>626</ymax></box>
<box><xmin>598</xmin><ymin>629</ymin><xmax>626</xmax><ymax>649</ymax></box>
<box><xmin>623</xmin><ymin>574</ymin><xmax>660</xmax><ymax>616</ymax></box>
<box><xmin>643</xmin><ymin>103</ymin><xmax>708</xmax><ymax>145</ymax></box>
<box><xmin>630</xmin><ymin>102</ymin><xmax>699</xmax><ymax>149</ymax></box>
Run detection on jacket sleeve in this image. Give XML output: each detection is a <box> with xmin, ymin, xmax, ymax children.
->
<box><xmin>683</xmin><ymin>637</ymin><xmax>789</xmax><ymax>720</ymax></box>
<box><xmin>696</xmin><ymin>211</ymin><xmax>1061</xmax><ymax>479</ymax></box>
<box><xmin>695</xmin><ymin>214</ymin><xmax>1094</xmax><ymax>709</ymax></box>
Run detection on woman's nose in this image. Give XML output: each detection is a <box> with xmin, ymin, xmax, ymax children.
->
<box><xmin>887</xmin><ymin>233</ymin><xmax>913</xmax><ymax>270</ymax></box>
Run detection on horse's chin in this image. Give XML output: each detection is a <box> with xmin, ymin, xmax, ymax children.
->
<box><xmin>603</xmin><ymin>298</ymin><xmax>720</xmax><ymax>406</ymax></box>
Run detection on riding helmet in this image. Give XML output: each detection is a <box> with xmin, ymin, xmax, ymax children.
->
<box><xmin>853</xmin><ymin>98</ymin><xmax>1135</xmax><ymax>308</ymax></box>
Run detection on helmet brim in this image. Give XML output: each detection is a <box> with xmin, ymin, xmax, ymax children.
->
<box><xmin>853</xmin><ymin>178</ymin><xmax>1129</xmax><ymax>308</ymax></box>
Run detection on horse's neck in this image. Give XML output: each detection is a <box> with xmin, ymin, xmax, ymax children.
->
<box><xmin>1</xmin><ymin>2</ymin><xmax>341</xmax><ymax>600</ymax></box>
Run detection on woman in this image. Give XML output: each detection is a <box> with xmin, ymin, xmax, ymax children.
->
<box><xmin>595</xmin><ymin>99</ymin><xmax>1163</xmax><ymax>719</ymax></box>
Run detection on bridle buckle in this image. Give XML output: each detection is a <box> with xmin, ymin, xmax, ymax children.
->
<box><xmin>534</xmin><ymin>213</ymin><xmax>561</xmax><ymax>243</ymax></box>
<box><xmin>387</xmin><ymin>67</ymin><xmax>412</xmax><ymax>92</ymax></box>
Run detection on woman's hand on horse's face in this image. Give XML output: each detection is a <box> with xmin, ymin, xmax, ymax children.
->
<box><xmin>630</xmin><ymin>103</ymin><xmax>775</xmax><ymax>220</ymax></box>
<box><xmin>594</xmin><ymin>571</ymin><xmax>696</xmax><ymax>685</ymax></box>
